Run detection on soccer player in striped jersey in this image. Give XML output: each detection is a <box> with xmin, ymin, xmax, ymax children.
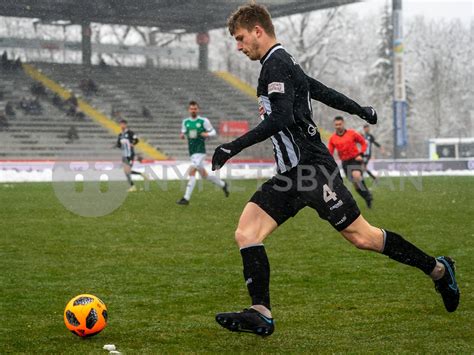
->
<box><xmin>116</xmin><ymin>119</ymin><xmax>147</xmax><ymax>192</ymax></box>
<box><xmin>210</xmin><ymin>3</ymin><xmax>459</xmax><ymax>337</ymax></box>
<box><xmin>362</xmin><ymin>124</ymin><xmax>384</xmax><ymax>182</ymax></box>
<box><xmin>176</xmin><ymin>101</ymin><xmax>229</xmax><ymax>205</ymax></box>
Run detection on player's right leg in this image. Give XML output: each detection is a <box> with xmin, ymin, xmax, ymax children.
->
<box><xmin>215</xmin><ymin>202</ymin><xmax>278</xmax><ymax>336</ymax></box>
<box><xmin>340</xmin><ymin>215</ymin><xmax>460</xmax><ymax>312</ymax></box>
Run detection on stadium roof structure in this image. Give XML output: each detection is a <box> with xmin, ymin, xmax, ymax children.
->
<box><xmin>0</xmin><ymin>0</ymin><xmax>359</xmax><ymax>32</ymax></box>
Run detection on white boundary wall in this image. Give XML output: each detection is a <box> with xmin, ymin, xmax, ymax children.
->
<box><xmin>0</xmin><ymin>160</ymin><xmax>473</xmax><ymax>183</ymax></box>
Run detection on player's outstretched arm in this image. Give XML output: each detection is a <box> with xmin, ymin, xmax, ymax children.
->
<box><xmin>306</xmin><ymin>75</ymin><xmax>377</xmax><ymax>124</ymax></box>
<box><xmin>212</xmin><ymin>95</ymin><xmax>295</xmax><ymax>171</ymax></box>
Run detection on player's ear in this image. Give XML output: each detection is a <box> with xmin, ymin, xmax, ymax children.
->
<box><xmin>254</xmin><ymin>25</ymin><xmax>263</xmax><ymax>38</ymax></box>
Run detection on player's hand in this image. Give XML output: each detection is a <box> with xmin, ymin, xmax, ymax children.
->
<box><xmin>212</xmin><ymin>142</ymin><xmax>239</xmax><ymax>171</ymax></box>
<box><xmin>355</xmin><ymin>155</ymin><xmax>363</xmax><ymax>162</ymax></box>
<box><xmin>201</xmin><ymin>132</ymin><xmax>209</xmax><ymax>138</ymax></box>
<box><xmin>360</xmin><ymin>106</ymin><xmax>377</xmax><ymax>124</ymax></box>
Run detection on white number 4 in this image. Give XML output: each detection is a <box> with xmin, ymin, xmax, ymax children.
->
<box><xmin>323</xmin><ymin>184</ymin><xmax>337</xmax><ymax>203</ymax></box>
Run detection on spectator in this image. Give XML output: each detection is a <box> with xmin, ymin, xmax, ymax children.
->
<box><xmin>99</xmin><ymin>56</ymin><xmax>107</xmax><ymax>69</ymax></box>
<box><xmin>31</xmin><ymin>82</ymin><xmax>47</xmax><ymax>97</ymax></box>
<box><xmin>66</xmin><ymin>125</ymin><xmax>79</xmax><ymax>143</ymax></box>
<box><xmin>5</xmin><ymin>101</ymin><xmax>15</xmax><ymax>117</ymax></box>
<box><xmin>0</xmin><ymin>111</ymin><xmax>9</xmax><ymax>131</ymax></box>
<box><xmin>142</xmin><ymin>106</ymin><xmax>153</xmax><ymax>120</ymax></box>
<box><xmin>30</xmin><ymin>97</ymin><xmax>42</xmax><ymax>115</ymax></box>
<box><xmin>52</xmin><ymin>93</ymin><xmax>64</xmax><ymax>109</ymax></box>
<box><xmin>79</xmin><ymin>78</ymin><xmax>98</xmax><ymax>96</ymax></box>
<box><xmin>13</xmin><ymin>57</ymin><xmax>22</xmax><ymax>70</ymax></box>
<box><xmin>1</xmin><ymin>51</ymin><xmax>9</xmax><ymax>70</ymax></box>
<box><xmin>66</xmin><ymin>92</ymin><xmax>78</xmax><ymax>108</ymax></box>
<box><xmin>18</xmin><ymin>97</ymin><xmax>29</xmax><ymax>111</ymax></box>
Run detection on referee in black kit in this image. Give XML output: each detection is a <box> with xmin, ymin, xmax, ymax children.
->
<box><xmin>210</xmin><ymin>3</ymin><xmax>459</xmax><ymax>337</ymax></box>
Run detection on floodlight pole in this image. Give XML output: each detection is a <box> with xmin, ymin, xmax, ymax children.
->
<box><xmin>197</xmin><ymin>32</ymin><xmax>209</xmax><ymax>71</ymax></box>
<box><xmin>392</xmin><ymin>0</ymin><xmax>407</xmax><ymax>159</ymax></box>
<box><xmin>81</xmin><ymin>21</ymin><xmax>92</xmax><ymax>66</ymax></box>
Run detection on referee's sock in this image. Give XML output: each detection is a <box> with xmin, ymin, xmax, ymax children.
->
<box><xmin>240</xmin><ymin>244</ymin><xmax>271</xmax><ymax>311</ymax></box>
<box><xmin>355</xmin><ymin>180</ymin><xmax>372</xmax><ymax>201</ymax></box>
<box><xmin>382</xmin><ymin>230</ymin><xmax>438</xmax><ymax>277</ymax></box>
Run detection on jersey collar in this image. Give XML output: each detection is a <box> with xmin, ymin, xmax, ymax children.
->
<box><xmin>260</xmin><ymin>43</ymin><xmax>283</xmax><ymax>65</ymax></box>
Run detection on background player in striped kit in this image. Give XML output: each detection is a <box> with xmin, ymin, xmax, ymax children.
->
<box><xmin>362</xmin><ymin>123</ymin><xmax>384</xmax><ymax>182</ymax></box>
<box><xmin>176</xmin><ymin>101</ymin><xmax>229</xmax><ymax>205</ymax></box>
<box><xmin>116</xmin><ymin>119</ymin><xmax>147</xmax><ymax>192</ymax></box>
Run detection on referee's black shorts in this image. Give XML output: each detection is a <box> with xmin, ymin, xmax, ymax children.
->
<box><xmin>249</xmin><ymin>162</ymin><xmax>360</xmax><ymax>231</ymax></box>
<box><xmin>341</xmin><ymin>158</ymin><xmax>364</xmax><ymax>181</ymax></box>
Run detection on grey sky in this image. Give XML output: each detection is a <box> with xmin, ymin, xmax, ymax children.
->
<box><xmin>346</xmin><ymin>0</ymin><xmax>473</xmax><ymax>24</ymax></box>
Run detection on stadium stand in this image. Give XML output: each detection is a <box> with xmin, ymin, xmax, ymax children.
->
<box><xmin>0</xmin><ymin>68</ymin><xmax>118</xmax><ymax>159</ymax></box>
<box><xmin>32</xmin><ymin>63</ymin><xmax>268</xmax><ymax>160</ymax></box>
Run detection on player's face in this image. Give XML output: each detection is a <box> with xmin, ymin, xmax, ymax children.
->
<box><xmin>334</xmin><ymin>120</ymin><xmax>345</xmax><ymax>134</ymax></box>
<box><xmin>233</xmin><ymin>27</ymin><xmax>261</xmax><ymax>61</ymax></box>
<box><xmin>188</xmin><ymin>105</ymin><xmax>199</xmax><ymax>118</ymax></box>
<box><xmin>363</xmin><ymin>126</ymin><xmax>370</xmax><ymax>134</ymax></box>
<box><xmin>119</xmin><ymin>122</ymin><xmax>127</xmax><ymax>131</ymax></box>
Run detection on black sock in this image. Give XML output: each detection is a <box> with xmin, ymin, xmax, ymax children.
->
<box><xmin>382</xmin><ymin>230</ymin><xmax>436</xmax><ymax>275</ymax></box>
<box><xmin>367</xmin><ymin>170</ymin><xmax>376</xmax><ymax>180</ymax></box>
<box><xmin>125</xmin><ymin>173</ymin><xmax>133</xmax><ymax>186</ymax></box>
<box><xmin>355</xmin><ymin>180</ymin><xmax>372</xmax><ymax>201</ymax></box>
<box><xmin>131</xmin><ymin>170</ymin><xmax>142</xmax><ymax>175</ymax></box>
<box><xmin>240</xmin><ymin>245</ymin><xmax>271</xmax><ymax>309</ymax></box>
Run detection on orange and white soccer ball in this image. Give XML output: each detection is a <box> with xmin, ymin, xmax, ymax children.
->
<box><xmin>64</xmin><ymin>294</ymin><xmax>108</xmax><ymax>337</ymax></box>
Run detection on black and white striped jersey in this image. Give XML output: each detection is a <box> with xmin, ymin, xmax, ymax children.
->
<box><xmin>257</xmin><ymin>44</ymin><xmax>335</xmax><ymax>173</ymax></box>
<box><xmin>117</xmin><ymin>129</ymin><xmax>139</xmax><ymax>158</ymax></box>
<box><xmin>230</xmin><ymin>43</ymin><xmax>366</xmax><ymax>174</ymax></box>
<box><xmin>363</xmin><ymin>133</ymin><xmax>381</xmax><ymax>158</ymax></box>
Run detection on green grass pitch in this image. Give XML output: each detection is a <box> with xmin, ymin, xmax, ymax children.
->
<box><xmin>1</xmin><ymin>177</ymin><xmax>473</xmax><ymax>353</ymax></box>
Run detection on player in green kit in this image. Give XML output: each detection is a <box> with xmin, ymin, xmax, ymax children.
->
<box><xmin>177</xmin><ymin>101</ymin><xmax>229</xmax><ymax>205</ymax></box>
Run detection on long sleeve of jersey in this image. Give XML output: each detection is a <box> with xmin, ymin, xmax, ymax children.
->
<box><xmin>203</xmin><ymin>118</ymin><xmax>217</xmax><ymax>137</ymax></box>
<box><xmin>306</xmin><ymin>75</ymin><xmax>364</xmax><ymax>116</ymax></box>
<box><xmin>232</xmin><ymin>68</ymin><xmax>295</xmax><ymax>152</ymax></box>
<box><xmin>370</xmin><ymin>134</ymin><xmax>381</xmax><ymax>147</ymax></box>
<box><xmin>129</xmin><ymin>130</ymin><xmax>139</xmax><ymax>145</ymax></box>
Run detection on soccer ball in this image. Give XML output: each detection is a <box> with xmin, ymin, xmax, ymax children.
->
<box><xmin>64</xmin><ymin>294</ymin><xmax>108</xmax><ymax>337</ymax></box>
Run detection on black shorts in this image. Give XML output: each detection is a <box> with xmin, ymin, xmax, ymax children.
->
<box><xmin>249</xmin><ymin>163</ymin><xmax>360</xmax><ymax>231</ymax></box>
<box><xmin>122</xmin><ymin>156</ymin><xmax>134</xmax><ymax>166</ymax></box>
<box><xmin>341</xmin><ymin>159</ymin><xmax>364</xmax><ymax>181</ymax></box>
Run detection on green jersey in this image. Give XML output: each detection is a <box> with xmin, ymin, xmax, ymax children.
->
<box><xmin>181</xmin><ymin>116</ymin><xmax>216</xmax><ymax>156</ymax></box>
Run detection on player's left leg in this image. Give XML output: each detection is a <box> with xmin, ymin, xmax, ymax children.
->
<box><xmin>122</xmin><ymin>159</ymin><xmax>136</xmax><ymax>192</ymax></box>
<box><xmin>340</xmin><ymin>215</ymin><xmax>460</xmax><ymax>312</ymax></box>
<box><xmin>199</xmin><ymin>167</ymin><xmax>229</xmax><ymax>197</ymax></box>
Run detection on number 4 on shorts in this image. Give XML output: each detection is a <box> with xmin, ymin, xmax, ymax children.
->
<box><xmin>323</xmin><ymin>184</ymin><xmax>337</xmax><ymax>203</ymax></box>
